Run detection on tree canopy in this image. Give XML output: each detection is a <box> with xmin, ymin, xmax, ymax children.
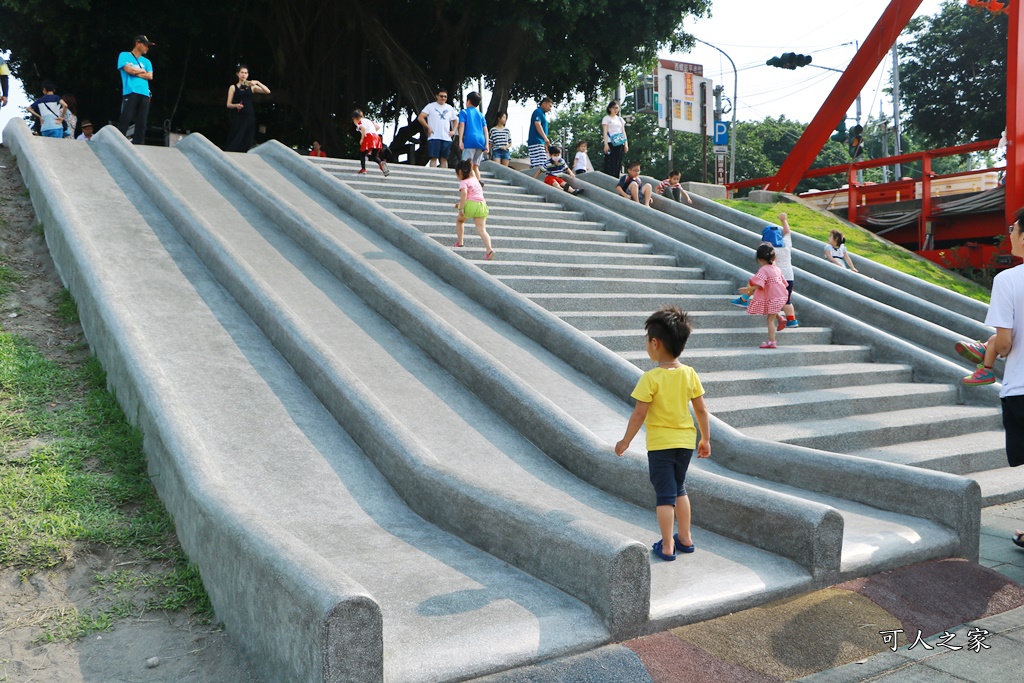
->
<box><xmin>0</xmin><ymin>0</ymin><xmax>710</xmax><ymax>153</ymax></box>
<box><xmin>897</xmin><ymin>2</ymin><xmax>1006</xmax><ymax>149</ymax></box>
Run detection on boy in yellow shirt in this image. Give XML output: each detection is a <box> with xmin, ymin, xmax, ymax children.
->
<box><xmin>615</xmin><ymin>305</ymin><xmax>711</xmax><ymax>561</ymax></box>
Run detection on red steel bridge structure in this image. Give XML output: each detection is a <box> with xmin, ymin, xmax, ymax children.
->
<box><xmin>725</xmin><ymin>0</ymin><xmax>1021</xmax><ymax>270</ymax></box>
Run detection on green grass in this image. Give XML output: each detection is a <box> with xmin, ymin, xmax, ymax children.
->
<box><xmin>716</xmin><ymin>200</ymin><xmax>992</xmax><ymax>303</ymax></box>
<box><xmin>0</xmin><ymin>296</ymin><xmax>212</xmax><ymax>640</ymax></box>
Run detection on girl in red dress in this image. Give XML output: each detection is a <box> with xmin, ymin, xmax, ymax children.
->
<box><xmin>740</xmin><ymin>244</ymin><xmax>789</xmax><ymax>349</ymax></box>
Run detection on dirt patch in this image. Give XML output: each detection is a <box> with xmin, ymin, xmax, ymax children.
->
<box><xmin>0</xmin><ymin>143</ymin><xmax>259</xmax><ymax>682</ymax></box>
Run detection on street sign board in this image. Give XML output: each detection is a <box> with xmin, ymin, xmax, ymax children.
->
<box><xmin>653</xmin><ymin>60</ymin><xmax>714</xmax><ymax>136</ymax></box>
<box><xmin>715</xmin><ymin>153</ymin><xmax>728</xmax><ymax>185</ymax></box>
<box><xmin>713</xmin><ymin>121</ymin><xmax>730</xmax><ymax>147</ymax></box>
<box><xmin>713</xmin><ymin>145</ymin><xmax>728</xmax><ymax>155</ymax></box>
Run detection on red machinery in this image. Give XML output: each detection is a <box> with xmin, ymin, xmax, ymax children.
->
<box><xmin>725</xmin><ymin>0</ymin><xmax>1022</xmax><ymax>270</ymax></box>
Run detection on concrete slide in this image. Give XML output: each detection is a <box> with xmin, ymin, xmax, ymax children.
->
<box><xmin>5</xmin><ymin>119</ymin><xmax>981</xmax><ymax>682</ymax></box>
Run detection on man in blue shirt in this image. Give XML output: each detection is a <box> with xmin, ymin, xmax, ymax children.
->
<box><xmin>117</xmin><ymin>35</ymin><xmax>154</xmax><ymax>144</ymax></box>
<box><xmin>528</xmin><ymin>97</ymin><xmax>553</xmax><ymax>169</ymax></box>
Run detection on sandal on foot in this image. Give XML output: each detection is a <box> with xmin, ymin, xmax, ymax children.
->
<box><xmin>674</xmin><ymin>533</ymin><xmax>695</xmax><ymax>554</ymax></box>
<box><xmin>453</xmin><ymin>242</ymin><xmax>464</xmax><ymax>248</ymax></box>
<box><xmin>1014</xmin><ymin>532</ymin><xmax>1024</xmax><ymax>549</ymax></box>
<box><xmin>652</xmin><ymin>540</ymin><xmax>676</xmax><ymax>561</ymax></box>
<box><xmin>485</xmin><ymin>251</ymin><xmax>496</xmax><ymax>261</ymax></box>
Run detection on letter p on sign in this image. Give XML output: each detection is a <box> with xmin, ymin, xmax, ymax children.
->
<box><xmin>713</xmin><ymin>121</ymin><xmax>729</xmax><ymax>146</ymax></box>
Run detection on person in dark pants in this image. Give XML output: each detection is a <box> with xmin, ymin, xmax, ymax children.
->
<box><xmin>117</xmin><ymin>35</ymin><xmax>155</xmax><ymax>144</ymax></box>
<box><xmin>225</xmin><ymin>64</ymin><xmax>271</xmax><ymax>152</ymax></box>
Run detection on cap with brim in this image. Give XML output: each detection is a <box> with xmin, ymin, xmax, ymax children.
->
<box><xmin>133</xmin><ymin>35</ymin><xmax>155</xmax><ymax>47</ymax></box>
<box><xmin>80</xmin><ymin>120</ymin><xmax>93</xmax><ymax>128</ymax></box>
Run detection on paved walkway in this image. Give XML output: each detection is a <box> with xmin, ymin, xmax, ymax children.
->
<box><xmin>477</xmin><ymin>501</ymin><xmax>1024</xmax><ymax>682</ymax></box>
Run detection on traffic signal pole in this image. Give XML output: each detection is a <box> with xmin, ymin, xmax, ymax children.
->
<box><xmin>765</xmin><ymin>0</ymin><xmax>923</xmax><ymax>192</ymax></box>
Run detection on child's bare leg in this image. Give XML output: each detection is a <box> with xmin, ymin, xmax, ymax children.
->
<box><xmin>675</xmin><ymin>495</ymin><xmax>692</xmax><ymax>547</ymax></box>
<box><xmin>474</xmin><ymin>217</ymin><xmax>493</xmax><ymax>253</ymax></box>
<box><xmin>642</xmin><ymin>184</ymin><xmax>653</xmax><ymax>206</ymax></box>
<box><xmin>455</xmin><ymin>215</ymin><xmax>466</xmax><ymax>246</ymax></box>
<box><xmin>473</xmin><ymin>164</ymin><xmax>481</xmax><ymax>182</ymax></box>
<box><xmin>656</xmin><ymin>505</ymin><xmax>676</xmax><ymax>554</ymax></box>
<box><xmin>629</xmin><ymin>184</ymin><xmax>640</xmax><ymax>201</ymax></box>
<box><xmin>768</xmin><ymin>314</ymin><xmax>777</xmax><ymax>343</ymax></box>
<box><xmin>783</xmin><ymin>303</ymin><xmax>795</xmax><ymax>319</ymax></box>
<box><xmin>983</xmin><ymin>333</ymin><xmax>999</xmax><ymax>367</ymax></box>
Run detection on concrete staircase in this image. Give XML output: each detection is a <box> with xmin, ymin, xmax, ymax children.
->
<box><xmin>5</xmin><ymin>120</ymin><xmax>978</xmax><ymax>683</ymax></box>
<box><xmin>573</xmin><ymin>171</ymin><xmax>1022</xmax><ymax>505</ymax></box>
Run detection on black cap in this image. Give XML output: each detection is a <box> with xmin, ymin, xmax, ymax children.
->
<box><xmin>133</xmin><ymin>34</ymin><xmax>155</xmax><ymax>47</ymax></box>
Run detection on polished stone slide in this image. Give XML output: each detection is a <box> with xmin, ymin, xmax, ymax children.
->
<box><xmin>4</xmin><ymin>119</ymin><xmax>980</xmax><ymax>683</ymax></box>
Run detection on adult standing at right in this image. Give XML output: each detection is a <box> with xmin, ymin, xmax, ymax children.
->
<box><xmin>117</xmin><ymin>34</ymin><xmax>154</xmax><ymax>145</ymax></box>
<box><xmin>528</xmin><ymin>97</ymin><xmax>553</xmax><ymax>170</ymax></box>
<box><xmin>602</xmin><ymin>100</ymin><xmax>628</xmax><ymax>176</ymax></box>
<box><xmin>417</xmin><ymin>89</ymin><xmax>457</xmax><ymax>168</ymax></box>
<box><xmin>989</xmin><ymin>215</ymin><xmax>1024</xmax><ymax>549</ymax></box>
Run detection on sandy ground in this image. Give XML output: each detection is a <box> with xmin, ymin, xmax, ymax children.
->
<box><xmin>0</xmin><ymin>144</ymin><xmax>260</xmax><ymax>683</ymax></box>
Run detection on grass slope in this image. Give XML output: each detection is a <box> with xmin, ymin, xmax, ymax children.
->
<box><xmin>718</xmin><ymin>200</ymin><xmax>992</xmax><ymax>303</ymax></box>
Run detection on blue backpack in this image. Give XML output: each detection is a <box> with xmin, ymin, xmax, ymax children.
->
<box><xmin>761</xmin><ymin>225</ymin><xmax>784</xmax><ymax>247</ymax></box>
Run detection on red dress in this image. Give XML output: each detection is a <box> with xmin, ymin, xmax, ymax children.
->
<box><xmin>746</xmin><ymin>264</ymin><xmax>788</xmax><ymax>315</ymax></box>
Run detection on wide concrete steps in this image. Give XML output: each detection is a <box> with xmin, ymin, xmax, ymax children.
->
<box><xmin>967</xmin><ymin>465</ymin><xmax>1024</xmax><ymax>506</ymax></box>
<box><xmin>591</xmin><ymin>326</ymin><xmax>833</xmax><ymax>352</ymax></box>
<box><xmin>697</xmin><ymin>362</ymin><xmax>915</xmax><ymax>398</ymax></box>
<box><xmin>742</xmin><ymin>405</ymin><xmax>1003</xmax><ymax>453</ymax></box>
<box><xmin>526</xmin><ymin>292</ymin><xmax>737</xmax><ymax>312</ymax></box>
<box><xmin>478</xmin><ymin>261</ymin><xmax>704</xmax><ymax>280</ymax></box>
<box><xmin>707</xmin><ymin>383</ymin><xmax>959</xmax><ymax>427</ymax></box>
<box><xmin>664</xmin><ymin>344</ymin><xmax>873</xmax><ymax>372</ymax></box>
<box><xmin>557</xmin><ymin>310</ymin><xmax>762</xmax><ymax>331</ymax></box>
<box><xmin>849</xmin><ymin>430</ymin><xmax>1008</xmax><ymax>475</ymax></box>
<box><xmin>430</xmin><ymin>232</ymin><xmax>653</xmax><ymax>254</ymax></box>
<box><xmin>416</xmin><ymin>222</ymin><xmax>621</xmax><ymax>242</ymax></box>
<box><xmin>501</xmin><ymin>276</ymin><xmax>733</xmax><ymax>296</ymax></box>
<box><xmin>379</xmin><ymin>197</ymin><xmax>579</xmax><ymax>218</ymax></box>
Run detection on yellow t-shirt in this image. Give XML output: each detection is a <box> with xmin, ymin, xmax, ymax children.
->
<box><xmin>630</xmin><ymin>365</ymin><xmax>705</xmax><ymax>450</ymax></box>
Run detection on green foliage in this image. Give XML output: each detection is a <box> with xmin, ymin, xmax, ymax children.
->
<box><xmin>732</xmin><ymin>116</ymin><xmax>849</xmax><ymax>193</ymax></box>
<box><xmin>718</xmin><ymin>200</ymin><xmax>991</xmax><ymax>302</ymax></box>
<box><xmin>898</xmin><ymin>3</ymin><xmax>1007</xmax><ymax>148</ymax></box>
<box><xmin>0</xmin><ymin>0</ymin><xmax>712</xmax><ymax>156</ymax></box>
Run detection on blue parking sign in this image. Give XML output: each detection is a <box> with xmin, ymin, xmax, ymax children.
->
<box><xmin>714</xmin><ymin>121</ymin><xmax>730</xmax><ymax>146</ymax></box>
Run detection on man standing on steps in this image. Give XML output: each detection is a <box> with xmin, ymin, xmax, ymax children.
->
<box><xmin>117</xmin><ymin>35</ymin><xmax>154</xmax><ymax>145</ymax></box>
<box><xmin>418</xmin><ymin>89</ymin><xmax>457</xmax><ymax>168</ymax></box>
<box><xmin>528</xmin><ymin>97</ymin><xmax>553</xmax><ymax>170</ymax></box>
<box><xmin>991</xmin><ymin>215</ymin><xmax>1024</xmax><ymax>550</ymax></box>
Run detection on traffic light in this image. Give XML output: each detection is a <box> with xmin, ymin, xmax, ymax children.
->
<box><xmin>849</xmin><ymin>124</ymin><xmax>864</xmax><ymax>158</ymax></box>
<box><xmin>766</xmin><ymin>53</ymin><xmax>813</xmax><ymax>69</ymax></box>
<box><xmin>830</xmin><ymin>120</ymin><xmax>848</xmax><ymax>143</ymax></box>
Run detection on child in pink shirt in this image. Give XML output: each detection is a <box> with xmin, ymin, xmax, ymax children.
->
<box><xmin>740</xmin><ymin>244</ymin><xmax>789</xmax><ymax>348</ymax></box>
<box><xmin>454</xmin><ymin>160</ymin><xmax>495</xmax><ymax>260</ymax></box>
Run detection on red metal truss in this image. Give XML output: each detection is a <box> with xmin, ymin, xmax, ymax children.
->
<box><xmin>765</xmin><ymin>0</ymin><xmax>924</xmax><ymax>193</ymax></box>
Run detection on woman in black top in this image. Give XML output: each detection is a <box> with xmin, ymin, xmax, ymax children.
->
<box><xmin>225</xmin><ymin>64</ymin><xmax>271</xmax><ymax>152</ymax></box>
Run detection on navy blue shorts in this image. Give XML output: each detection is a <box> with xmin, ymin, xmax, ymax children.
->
<box><xmin>428</xmin><ymin>139</ymin><xmax>452</xmax><ymax>160</ymax></box>
<box><xmin>648</xmin><ymin>448</ymin><xmax>694</xmax><ymax>506</ymax></box>
<box><xmin>786</xmin><ymin>280</ymin><xmax>794</xmax><ymax>305</ymax></box>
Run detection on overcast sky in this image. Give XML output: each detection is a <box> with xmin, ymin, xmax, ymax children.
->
<box><xmin>0</xmin><ymin>1</ymin><xmax>955</xmax><ymax>146</ymax></box>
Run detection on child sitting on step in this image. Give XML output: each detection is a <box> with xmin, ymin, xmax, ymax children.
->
<box><xmin>533</xmin><ymin>146</ymin><xmax>584</xmax><ymax>195</ymax></box>
<box><xmin>739</xmin><ymin>244</ymin><xmax>789</xmax><ymax>349</ymax></box>
<box><xmin>453</xmin><ymin>159</ymin><xmax>495</xmax><ymax>260</ymax></box>
<box><xmin>615</xmin><ymin>305</ymin><xmax>711</xmax><ymax>562</ymax></box>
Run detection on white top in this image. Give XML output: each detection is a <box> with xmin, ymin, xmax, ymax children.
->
<box><xmin>986</xmin><ymin>263</ymin><xmax>1024</xmax><ymax>397</ymax></box>
<box><xmin>356</xmin><ymin>119</ymin><xmax>379</xmax><ymax>136</ymax></box>
<box><xmin>602</xmin><ymin>115</ymin><xmax>625</xmax><ymax>137</ymax></box>
<box><xmin>775</xmin><ymin>234</ymin><xmax>794</xmax><ymax>281</ymax></box>
<box><xmin>421</xmin><ymin>102</ymin><xmax>457</xmax><ymax>141</ymax></box>
<box><xmin>573</xmin><ymin>151</ymin><xmax>593</xmax><ymax>172</ymax></box>
<box><xmin>827</xmin><ymin>243</ymin><xmax>848</xmax><ymax>267</ymax></box>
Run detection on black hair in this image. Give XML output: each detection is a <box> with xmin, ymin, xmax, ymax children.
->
<box><xmin>668</xmin><ymin>169</ymin><xmax>681</xmax><ymax>177</ymax></box>
<box><xmin>351</xmin><ymin>109</ymin><xmax>364</xmax><ymax>119</ymax></box>
<box><xmin>1013</xmin><ymin>208</ymin><xmax>1024</xmax><ymax>232</ymax></box>
<box><xmin>626</xmin><ymin>160</ymin><xmax>641</xmax><ymax>170</ymax></box>
<box><xmin>540</xmin><ymin>96</ymin><xmax>553</xmax><ymax>104</ymax></box>
<box><xmin>606</xmin><ymin>100</ymin><xmax>619</xmax><ymax>115</ymax></box>
<box><xmin>466</xmin><ymin>91</ymin><xmax>481</xmax><ymax>107</ymax></box>
<box><xmin>576</xmin><ymin>140</ymin><xmax>588</xmax><ymax>148</ymax></box>
<box><xmin>41</xmin><ymin>80</ymin><xmax>55</xmax><ymax>92</ymax></box>
<box><xmin>645</xmin><ymin>305</ymin><xmax>692</xmax><ymax>358</ymax></box>
<box><xmin>494</xmin><ymin>111</ymin><xmax>508</xmax><ymax>124</ymax></box>
<box><xmin>829</xmin><ymin>229</ymin><xmax>846</xmax><ymax>246</ymax></box>
<box><xmin>756</xmin><ymin>243</ymin><xmax>776</xmax><ymax>264</ymax></box>
<box><xmin>455</xmin><ymin>159</ymin><xmax>473</xmax><ymax>178</ymax></box>
<box><xmin>548</xmin><ymin>145</ymin><xmax>561</xmax><ymax>156</ymax></box>
<box><xmin>436</xmin><ymin>88</ymin><xmax>448</xmax><ymax>95</ymax></box>
<box><xmin>235</xmin><ymin>64</ymin><xmax>248</xmax><ymax>74</ymax></box>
